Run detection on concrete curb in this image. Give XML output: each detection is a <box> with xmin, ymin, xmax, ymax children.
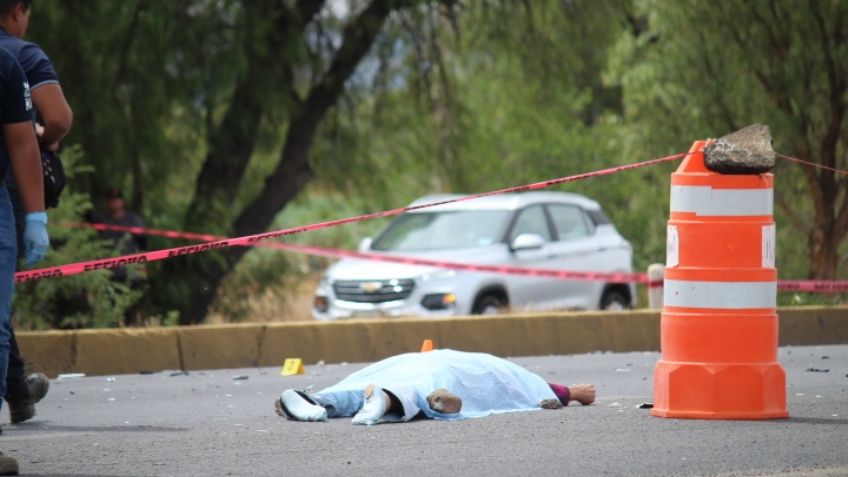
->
<box><xmin>16</xmin><ymin>306</ymin><xmax>848</xmax><ymax>377</ymax></box>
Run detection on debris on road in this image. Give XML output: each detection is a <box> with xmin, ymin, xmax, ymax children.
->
<box><xmin>57</xmin><ymin>373</ymin><xmax>86</xmax><ymax>380</ymax></box>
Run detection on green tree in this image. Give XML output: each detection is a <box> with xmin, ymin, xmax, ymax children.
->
<box><xmin>13</xmin><ymin>148</ymin><xmax>141</xmax><ymax>329</ymax></box>
<box><xmin>611</xmin><ymin>0</ymin><xmax>848</xmax><ymax>280</ymax></box>
<box><xmin>150</xmin><ymin>0</ymin><xmax>448</xmax><ymax>324</ymax></box>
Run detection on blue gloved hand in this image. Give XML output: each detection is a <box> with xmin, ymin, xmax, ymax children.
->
<box><xmin>23</xmin><ymin>211</ymin><xmax>49</xmax><ymax>267</ymax></box>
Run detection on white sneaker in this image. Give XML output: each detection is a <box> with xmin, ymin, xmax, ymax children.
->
<box><xmin>277</xmin><ymin>390</ymin><xmax>328</xmax><ymax>422</ymax></box>
<box><xmin>352</xmin><ymin>384</ymin><xmax>387</xmax><ymax>426</ymax></box>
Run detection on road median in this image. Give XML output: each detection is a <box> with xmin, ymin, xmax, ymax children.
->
<box><xmin>17</xmin><ymin>306</ymin><xmax>848</xmax><ymax>377</ymax></box>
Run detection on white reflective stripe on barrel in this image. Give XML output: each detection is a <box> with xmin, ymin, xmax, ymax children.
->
<box><xmin>664</xmin><ymin>279</ymin><xmax>776</xmax><ymax>309</ymax></box>
<box><xmin>670</xmin><ymin>185</ymin><xmax>773</xmax><ymax>216</ymax></box>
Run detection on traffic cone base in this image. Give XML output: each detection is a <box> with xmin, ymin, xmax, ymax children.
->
<box><xmin>651</xmin><ymin>362</ymin><xmax>787</xmax><ymax>419</ymax></box>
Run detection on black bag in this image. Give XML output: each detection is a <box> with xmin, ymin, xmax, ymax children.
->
<box><xmin>41</xmin><ymin>148</ymin><xmax>65</xmax><ymax>208</ymax></box>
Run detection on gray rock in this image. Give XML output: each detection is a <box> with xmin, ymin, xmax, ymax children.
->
<box><xmin>703</xmin><ymin>123</ymin><xmax>775</xmax><ymax>174</ymax></box>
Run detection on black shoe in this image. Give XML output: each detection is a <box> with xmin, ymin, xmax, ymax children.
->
<box><xmin>6</xmin><ymin>373</ymin><xmax>49</xmax><ymax>424</ymax></box>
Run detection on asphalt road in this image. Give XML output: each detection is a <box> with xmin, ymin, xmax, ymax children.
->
<box><xmin>2</xmin><ymin>345</ymin><xmax>847</xmax><ymax>477</ymax></box>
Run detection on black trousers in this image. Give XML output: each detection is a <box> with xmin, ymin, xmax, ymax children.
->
<box><xmin>5</xmin><ymin>322</ymin><xmax>26</xmax><ymax>398</ymax></box>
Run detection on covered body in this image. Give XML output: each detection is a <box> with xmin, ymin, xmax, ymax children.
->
<box><xmin>312</xmin><ymin>349</ymin><xmax>557</xmax><ymax>421</ymax></box>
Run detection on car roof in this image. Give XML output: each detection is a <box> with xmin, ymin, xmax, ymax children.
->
<box><xmin>406</xmin><ymin>191</ymin><xmax>601</xmax><ymax>212</ymax></box>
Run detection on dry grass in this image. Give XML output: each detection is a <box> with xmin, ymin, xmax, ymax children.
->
<box><xmin>206</xmin><ymin>273</ymin><xmax>320</xmax><ymax>324</ymax></box>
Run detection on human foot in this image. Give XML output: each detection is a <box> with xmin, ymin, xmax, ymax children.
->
<box><xmin>276</xmin><ymin>389</ymin><xmax>328</xmax><ymax>422</ymax></box>
<box><xmin>6</xmin><ymin>372</ymin><xmax>50</xmax><ymax>424</ymax></box>
<box><xmin>426</xmin><ymin>388</ymin><xmax>462</xmax><ymax>414</ymax></box>
<box><xmin>352</xmin><ymin>384</ymin><xmax>389</xmax><ymax>425</ymax></box>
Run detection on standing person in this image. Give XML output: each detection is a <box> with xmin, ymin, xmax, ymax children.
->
<box><xmin>93</xmin><ymin>187</ymin><xmax>147</xmax><ymax>261</ymax></box>
<box><xmin>0</xmin><ymin>42</ymin><xmax>50</xmax><ymax>476</ymax></box>
<box><xmin>0</xmin><ymin>0</ymin><xmax>72</xmax><ymax>426</ymax></box>
<box><xmin>89</xmin><ymin>187</ymin><xmax>147</xmax><ymax>325</ymax></box>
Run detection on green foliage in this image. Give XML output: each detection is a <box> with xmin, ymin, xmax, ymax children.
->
<box><xmin>13</xmin><ymin>147</ymin><xmax>143</xmax><ymax>329</ymax></box>
<box><xmin>608</xmin><ymin>0</ymin><xmax>848</xmax><ymax>282</ymax></box>
<box><xmin>13</xmin><ymin>0</ymin><xmax>843</xmax><ymax>327</ymax></box>
<box><xmin>212</xmin><ymin>188</ymin><xmax>391</xmax><ymax>320</ymax></box>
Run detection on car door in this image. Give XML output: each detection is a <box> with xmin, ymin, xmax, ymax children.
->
<box><xmin>503</xmin><ymin>204</ymin><xmax>558</xmax><ymax>310</ymax></box>
<box><xmin>542</xmin><ymin>203</ymin><xmax>606</xmax><ymax>309</ymax></box>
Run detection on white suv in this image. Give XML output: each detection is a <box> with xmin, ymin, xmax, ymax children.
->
<box><xmin>312</xmin><ymin>191</ymin><xmax>635</xmax><ymax>320</ymax></box>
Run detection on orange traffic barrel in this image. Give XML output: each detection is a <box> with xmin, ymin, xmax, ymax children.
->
<box><xmin>651</xmin><ymin>140</ymin><xmax>788</xmax><ymax>419</ymax></box>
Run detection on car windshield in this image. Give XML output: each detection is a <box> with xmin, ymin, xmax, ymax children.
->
<box><xmin>371</xmin><ymin>210</ymin><xmax>511</xmax><ymax>251</ymax></box>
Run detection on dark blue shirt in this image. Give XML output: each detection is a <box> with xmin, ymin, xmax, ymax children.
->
<box><xmin>0</xmin><ymin>27</ymin><xmax>61</xmax><ymax>248</ymax></box>
<box><xmin>0</xmin><ymin>45</ymin><xmax>34</xmax><ymax>180</ymax></box>
<box><xmin>0</xmin><ymin>27</ymin><xmax>59</xmax><ymax>90</ymax></box>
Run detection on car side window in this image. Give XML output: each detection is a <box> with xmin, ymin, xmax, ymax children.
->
<box><xmin>509</xmin><ymin>205</ymin><xmax>552</xmax><ymax>242</ymax></box>
<box><xmin>548</xmin><ymin>204</ymin><xmax>592</xmax><ymax>241</ymax></box>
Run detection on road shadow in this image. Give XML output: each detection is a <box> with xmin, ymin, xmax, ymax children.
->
<box><xmin>24</xmin><ymin>474</ymin><xmax>155</xmax><ymax>477</ymax></box>
<box><xmin>7</xmin><ymin>423</ymin><xmax>186</xmax><ymax>433</ymax></box>
<box><xmin>25</xmin><ymin>475</ymin><xmax>154</xmax><ymax>477</ymax></box>
<box><xmin>785</xmin><ymin>416</ymin><xmax>848</xmax><ymax>425</ymax></box>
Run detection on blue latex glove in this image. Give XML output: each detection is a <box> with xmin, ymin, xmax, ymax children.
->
<box><xmin>23</xmin><ymin>211</ymin><xmax>49</xmax><ymax>267</ymax></box>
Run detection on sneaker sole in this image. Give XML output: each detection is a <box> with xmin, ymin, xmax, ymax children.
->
<box><xmin>278</xmin><ymin>390</ymin><xmax>328</xmax><ymax>422</ymax></box>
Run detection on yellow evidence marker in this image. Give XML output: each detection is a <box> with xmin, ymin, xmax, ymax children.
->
<box><xmin>281</xmin><ymin>358</ymin><xmax>305</xmax><ymax>376</ymax></box>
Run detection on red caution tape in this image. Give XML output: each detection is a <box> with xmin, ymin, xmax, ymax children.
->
<box><xmin>777</xmin><ymin>153</ymin><xmax>848</xmax><ymax>176</ymax></box>
<box><xmin>15</xmin><ymin>153</ymin><xmax>686</xmax><ymax>284</ymax></box>
<box><xmin>57</xmin><ymin>222</ymin><xmax>652</xmax><ymax>284</ymax></box>
<box><xmin>21</xmin><ymin>151</ymin><xmax>848</xmax><ymax>292</ymax></box>
<box><xmin>777</xmin><ymin>280</ymin><xmax>848</xmax><ymax>293</ymax></box>
<box><xmin>50</xmin><ymin>222</ymin><xmax>848</xmax><ymax>293</ymax></box>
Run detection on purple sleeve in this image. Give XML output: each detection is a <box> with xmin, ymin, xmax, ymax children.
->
<box><xmin>548</xmin><ymin>383</ymin><xmax>571</xmax><ymax>406</ymax></box>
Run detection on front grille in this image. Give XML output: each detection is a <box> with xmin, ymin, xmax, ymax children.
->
<box><xmin>333</xmin><ymin>279</ymin><xmax>416</xmax><ymax>303</ymax></box>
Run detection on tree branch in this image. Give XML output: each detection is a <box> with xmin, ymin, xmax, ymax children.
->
<box><xmin>400</xmin><ymin>9</ymin><xmax>433</xmax><ymax>110</ymax></box>
<box><xmin>747</xmin><ymin>1</ymin><xmax>788</xmax><ymax>61</ymax></box>
<box><xmin>112</xmin><ymin>0</ymin><xmax>147</xmax><ymax>90</ymax></box>
<box><xmin>696</xmin><ymin>29</ymin><xmax>738</xmax><ymax>132</ymax></box>
<box><xmin>185</xmin><ymin>0</ymin><xmax>323</xmax><ymax>231</ymax></box>
<box><xmin>810</xmin><ymin>1</ymin><xmax>847</xmax><ymax>172</ymax></box>
<box><xmin>774</xmin><ymin>183</ymin><xmax>808</xmax><ymax>233</ymax></box>
<box><xmin>234</xmin><ymin>0</ymin><xmax>421</xmax><ymax>235</ymax></box>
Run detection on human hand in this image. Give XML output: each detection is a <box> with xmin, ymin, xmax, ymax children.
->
<box><xmin>569</xmin><ymin>383</ymin><xmax>596</xmax><ymax>405</ymax></box>
<box><xmin>23</xmin><ymin>211</ymin><xmax>49</xmax><ymax>267</ymax></box>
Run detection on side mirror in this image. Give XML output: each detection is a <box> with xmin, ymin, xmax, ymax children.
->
<box><xmin>358</xmin><ymin>237</ymin><xmax>373</xmax><ymax>252</ymax></box>
<box><xmin>510</xmin><ymin>233</ymin><xmax>546</xmax><ymax>251</ymax></box>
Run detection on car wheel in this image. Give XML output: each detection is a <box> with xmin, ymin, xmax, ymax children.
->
<box><xmin>472</xmin><ymin>294</ymin><xmax>505</xmax><ymax>315</ymax></box>
<box><xmin>601</xmin><ymin>290</ymin><xmax>630</xmax><ymax>311</ymax></box>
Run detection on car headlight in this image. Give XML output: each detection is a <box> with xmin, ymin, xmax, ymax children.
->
<box><xmin>421</xmin><ymin>293</ymin><xmax>457</xmax><ymax>310</ymax></box>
